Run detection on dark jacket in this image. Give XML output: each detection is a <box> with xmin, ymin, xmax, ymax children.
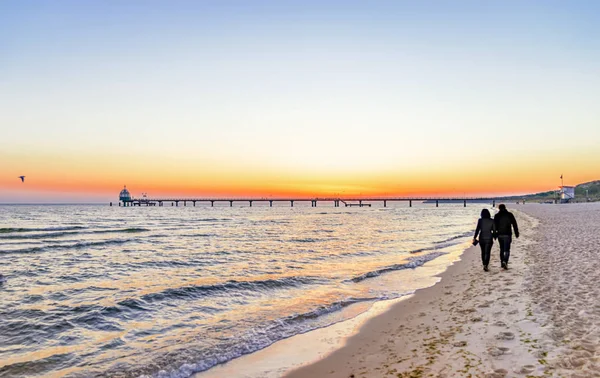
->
<box><xmin>474</xmin><ymin>218</ymin><xmax>496</xmax><ymax>241</ymax></box>
<box><xmin>494</xmin><ymin>210</ymin><xmax>519</xmax><ymax>237</ymax></box>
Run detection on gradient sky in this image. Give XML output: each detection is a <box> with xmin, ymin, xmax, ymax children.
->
<box><xmin>1</xmin><ymin>1</ymin><xmax>599</xmax><ymax>202</ymax></box>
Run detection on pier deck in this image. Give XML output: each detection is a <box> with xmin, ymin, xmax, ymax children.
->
<box><xmin>119</xmin><ymin>197</ymin><xmax>507</xmax><ymax>208</ymax></box>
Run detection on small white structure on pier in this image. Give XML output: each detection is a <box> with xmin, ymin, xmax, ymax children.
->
<box><xmin>560</xmin><ymin>186</ymin><xmax>575</xmax><ymax>203</ymax></box>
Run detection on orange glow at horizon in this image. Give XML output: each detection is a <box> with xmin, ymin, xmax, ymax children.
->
<box><xmin>1</xmin><ymin>146</ymin><xmax>597</xmax><ymax>202</ymax></box>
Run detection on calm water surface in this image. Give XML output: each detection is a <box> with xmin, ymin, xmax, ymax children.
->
<box><xmin>0</xmin><ymin>203</ymin><xmax>487</xmax><ymax>377</ymax></box>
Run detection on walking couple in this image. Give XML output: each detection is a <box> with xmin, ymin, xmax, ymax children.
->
<box><xmin>473</xmin><ymin>204</ymin><xmax>519</xmax><ymax>272</ymax></box>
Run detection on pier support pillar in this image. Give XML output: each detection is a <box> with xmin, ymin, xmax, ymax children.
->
<box><xmin>176</xmin><ymin>201</ymin><xmax>179</xmax><ymax>207</ymax></box>
<box><xmin>492</xmin><ymin>200</ymin><xmax>495</xmax><ymax>207</ymax></box>
<box><xmin>290</xmin><ymin>201</ymin><xmax>294</xmax><ymax>207</ymax></box>
<box><xmin>269</xmin><ymin>200</ymin><xmax>273</xmax><ymax>207</ymax></box>
<box><xmin>249</xmin><ymin>201</ymin><xmax>253</xmax><ymax>207</ymax></box>
<box><xmin>409</xmin><ymin>200</ymin><xmax>412</xmax><ymax>207</ymax></box>
<box><xmin>436</xmin><ymin>200</ymin><xmax>439</xmax><ymax>207</ymax></box>
<box><xmin>193</xmin><ymin>201</ymin><xmax>196</xmax><ymax>207</ymax></box>
<box><xmin>230</xmin><ymin>201</ymin><xmax>233</xmax><ymax>207</ymax></box>
<box><xmin>464</xmin><ymin>200</ymin><xmax>467</xmax><ymax>207</ymax></box>
<box><xmin>359</xmin><ymin>200</ymin><xmax>362</xmax><ymax>207</ymax></box>
<box><xmin>184</xmin><ymin>201</ymin><xmax>186</xmax><ymax>207</ymax></box>
<box><xmin>211</xmin><ymin>201</ymin><xmax>214</xmax><ymax>207</ymax></box>
<box><xmin>383</xmin><ymin>200</ymin><xmax>386</xmax><ymax>207</ymax></box>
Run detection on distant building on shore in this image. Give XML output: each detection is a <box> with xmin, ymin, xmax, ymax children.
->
<box><xmin>560</xmin><ymin>186</ymin><xmax>575</xmax><ymax>203</ymax></box>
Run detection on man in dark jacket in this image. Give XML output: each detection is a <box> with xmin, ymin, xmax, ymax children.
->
<box><xmin>494</xmin><ymin>204</ymin><xmax>519</xmax><ymax>269</ymax></box>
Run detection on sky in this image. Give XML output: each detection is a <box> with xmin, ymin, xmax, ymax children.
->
<box><xmin>1</xmin><ymin>1</ymin><xmax>599</xmax><ymax>202</ymax></box>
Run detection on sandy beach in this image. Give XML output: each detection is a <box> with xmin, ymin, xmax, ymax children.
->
<box><xmin>283</xmin><ymin>204</ymin><xmax>600</xmax><ymax>378</ymax></box>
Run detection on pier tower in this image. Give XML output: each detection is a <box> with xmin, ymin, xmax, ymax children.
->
<box><xmin>119</xmin><ymin>186</ymin><xmax>132</xmax><ymax>206</ymax></box>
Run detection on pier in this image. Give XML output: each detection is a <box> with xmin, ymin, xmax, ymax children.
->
<box><xmin>117</xmin><ymin>185</ymin><xmax>511</xmax><ymax>208</ymax></box>
<box><xmin>119</xmin><ymin>197</ymin><xmax>502</xmax><ymax>208</ymax></box>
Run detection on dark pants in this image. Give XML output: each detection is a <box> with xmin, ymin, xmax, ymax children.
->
<box><xmin>479</xmin><ymin>239</ymin><xmax>493</xmax><ymax>266</ymax></box>
<box><xmin>498</xmin><ymin>235</ymin><xmax>512</xmax><ymax>264</ymax></box>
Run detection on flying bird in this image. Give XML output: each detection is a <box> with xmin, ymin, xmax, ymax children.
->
<box><xmin>18</xmin><ymin>176</ymin><xmax>25</xmax><ymax>183</ymax></box>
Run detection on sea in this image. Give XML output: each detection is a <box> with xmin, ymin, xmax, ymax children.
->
<box><xmin>0</xmin><ymin>202</ymin><xmax>490</xmax><ymax>377</ymax></box>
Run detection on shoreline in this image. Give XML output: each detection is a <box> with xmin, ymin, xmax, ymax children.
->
<box><xmin>194</xmin><ymin>245</ymin><xmax>473</xmax><ymax>378</ymax></box>
<box><xmin>194</xmin><ymin>235</ymin><xmax>486</xmax><ymax>377</ymax></box>
<box><xmin>283</xmin><ymin>208</ymin><xmax>547</xmax><ymax>377</ymax></box>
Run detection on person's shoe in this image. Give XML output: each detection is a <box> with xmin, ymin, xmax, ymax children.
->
<box><xmin>484</xmin><ymin>265</ymin><xmax>489</xmax><ymax>272</ymax></box>
<box><xmin>502</xmin><ymin>262</ymin><xmax>508</xmax><ymax>270</ymax></box>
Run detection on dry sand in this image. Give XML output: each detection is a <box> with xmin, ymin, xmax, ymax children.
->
<box><xmin>522</xmin><ymin>203</ymin><xmax>600</xmax><ymax>377</ymax></box>
<box><xmin>286</xmin><ymin>204</ymin><xmax>600</xmax><ymax>377</ymax></box>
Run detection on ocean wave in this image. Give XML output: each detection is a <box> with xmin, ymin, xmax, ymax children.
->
<box><xmin>410</xmin><ymin>231</ymin><xmax>471</xmax><ymax>254</ymax></box>
<box><xmin>289</xmin><ymin>237</ymin><xmax>322</xmax><ymax>243</ymax></box>
<box><xmin>0</xmin><ymin>226</ymin><xmax>86</xmax><ymax>234</ymax></box>
<box><xmin>125</xmin><ymin>259</ymin><xmax>210</xmax><ymax>269</ymax></box>
<box><xmin>0</xmin><ymin>228</ymin><xmax>149</xmax><ymax>240</ymax></box>
<box><xmin>141</xmin><ymin>276</ymin><xmax>319</xmax><ymax>303</ymax></box>
<box><xmin>1</xmin><ymin>239</ymin><xmax>135</xmax><ymax>254</ymax></box>
<box><xmin>55</xmin><ymin>277</ymin><xmax>322</xmax><ymax>329</ymax></box>
<box><xmin>349</xmin><ymin>252</ymin><xmax>447</xmax><ymax>283</ymax></box>
<box><xmin>92</xmin><ymin>228</ymin><xmax>149</xmax><ymax>234</ymax></box>
<box><xmin>180</xmin><ymin>233</ymin><xmax>214</xmax><ymax>238</ymax></box>
<box><xmin>282</xmin><ymin>297</ymin><xmax>378</xmax><ymax>323</ymax></box>
<box><xmin>434</xmin><ymin>231</ymin><xmax>472</xmax><ymax>245</ymax></box>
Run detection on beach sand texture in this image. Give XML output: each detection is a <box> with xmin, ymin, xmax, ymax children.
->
<box><xmin>524</xmin><ymin>204</ymin><xmax>600</xmax><ymax>377</ymax></box>
<box><xmin>286</xmin><ymin>204</ymin><xmax>600</xmax><ymax>377</ymax></box>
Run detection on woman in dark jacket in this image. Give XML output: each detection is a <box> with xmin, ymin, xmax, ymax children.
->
<box><xmin>473</xmin><ymin>209</ymin><xmax>496</xmax><ymax>271</ymax></box>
